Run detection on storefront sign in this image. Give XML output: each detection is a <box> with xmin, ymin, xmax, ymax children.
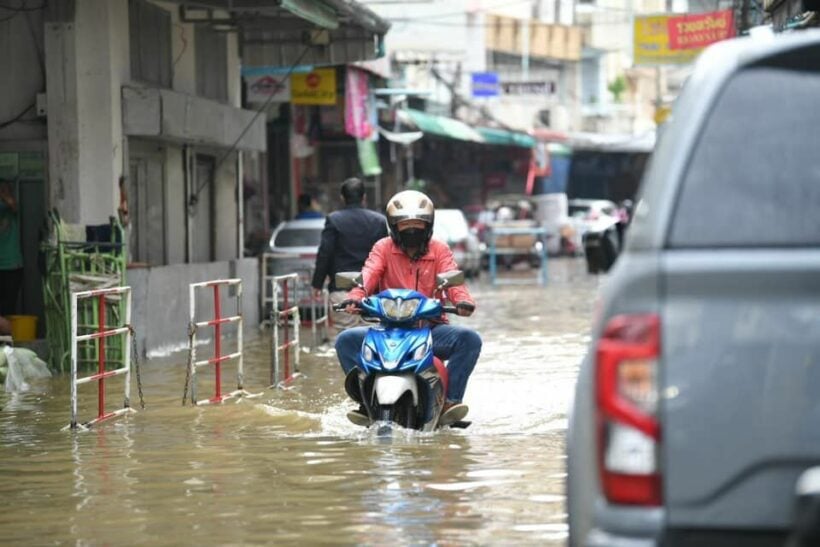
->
<box><xmin>291</xmin><ymin>68</ymin><xmax>337</xmax><ymax>105</ymax></box>
<box><xmin>345</xmin><ymin>67</ymin><xmax>375</xmax><ymax>140</ymax></box>
<box><xmin>245</xmin><ymin>74</ymin><xmax>291</xmax><ymax>104</ymax></box>
<box><xmin>667</xmin><ymin>10</ymin><xmax>735</xmax><ymax>50</ymax></box>
<box><xmin>634</xmin><ymin>14</ymin><xmax>699</xmax><ymax>65</ymax></box>
<box><xmin>471</xmin><ymin>72</ymin><xmax>500</xmax><ymax>98</ymax></box>
<box><xmin>634</xmin><ymin>11</ymin><xmax>735</xmax><ymax>65</ymax></box>
<box><xmin>501</xmin><ymin>81</ymin><xmax>556</xmax><ymax>95</ymax></box>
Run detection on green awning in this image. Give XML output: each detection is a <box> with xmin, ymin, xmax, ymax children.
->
<box><xmin>400</xmin><ymin>109</ymin><xmax>484</xmax><ymax>143</ymax></box>
<box><xmin>477</xmin><ymin>127</ymin><xmax>535</xmax><ymax>148</ymax></box>
<box><xmin>547</xmin><ymin>142</ymin><xmax>572</xmax><ymax>156</ymax></box>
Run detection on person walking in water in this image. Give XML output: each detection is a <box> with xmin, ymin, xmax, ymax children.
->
<box><xmin>311</xmin><ymin>178</ymin><xmax>387</xmax><ymax>333</ymax></box>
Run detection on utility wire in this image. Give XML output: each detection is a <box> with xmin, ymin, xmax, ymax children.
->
<box><xmin>0</xmin><ymin>0</ymin><xmax>44</xmax><ymax>12</ymax></box>
<box><xmin>188</xmin><ymin>44</ymin><xmax>313</xmax><ymax>207</ymax></box>
<box><xmin>0</xmin><ymin>103</ymin><xmax>35</xmax><ymax>129</ymax></box>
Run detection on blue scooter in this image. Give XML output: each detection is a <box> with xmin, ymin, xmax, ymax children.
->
<box><xmin>334</xmin><ymin>271</ymin><xmax>470</xmax><ymax>431</ymax></box>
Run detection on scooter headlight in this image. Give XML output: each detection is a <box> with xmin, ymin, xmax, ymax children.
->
<box><xmin>363</xmin><ymin>345</ymin><xmax>374</xmax><ymax>362</ymax></box>
<box><xmin>380</xmin><ymin>297</ymin><xmax>420</xmax><ymax>320</ymax></box>
<box><xmin>412</xmin><ymin>343</ymin><xmax>427</xmax><ymax>361</ymax></box>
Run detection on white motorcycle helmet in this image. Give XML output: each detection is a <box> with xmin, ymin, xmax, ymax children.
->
<box><xmin>385</xmin><ymin>190</ymin><xmax>435</xmax><ymax>257</ymax></box>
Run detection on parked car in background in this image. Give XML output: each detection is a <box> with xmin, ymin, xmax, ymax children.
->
<box><xmin>432</xmin><ymin>209</ymin><xmax>482</xmax><ymax>278</ymax></box>
<box><xmin>568</xmin><ymin>32</ymin><xmax>820</xmax><ymax>546</ymax></box>
<box><xmin>266</xmin><ymin>218</ymin><xmax>325</xmax><ymax>319</ymax></box>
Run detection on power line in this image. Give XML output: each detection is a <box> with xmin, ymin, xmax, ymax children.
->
<box><xmin>0</xmin><ymin>1</ymin><xmax>45</xmax><ymax>12</ymax></box>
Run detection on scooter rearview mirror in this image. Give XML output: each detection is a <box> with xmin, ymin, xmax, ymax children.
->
<box><xmin>436</xmin><ymin>270</ymin><xmax>464</xmax><ymax>289</ymax></box>
<box><xmin>335</xmin><ymin>272</ymin><xmax>363</xmax><ymax>290</ymax></box>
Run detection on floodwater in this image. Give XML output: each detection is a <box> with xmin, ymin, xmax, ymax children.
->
<box><xmin>0</xmin><ymin>258</ymin><xmax>599</xmax><ymax>546</ymax></box>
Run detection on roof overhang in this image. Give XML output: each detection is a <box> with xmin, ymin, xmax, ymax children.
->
<box><xmin>169</xmin><ymin>0</ymin><xmax>390</xmax><ymax>67</ymax></box>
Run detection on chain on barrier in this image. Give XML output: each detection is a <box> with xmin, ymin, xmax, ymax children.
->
<box><xmin>67</xmin><ymin>286</ymin><xmax>138</xmax><ymax>430</ymax></box>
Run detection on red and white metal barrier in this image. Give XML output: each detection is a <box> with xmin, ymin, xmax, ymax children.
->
<box><xmin>309</xmin><ymin>288</ymin><xmax>330</xmax><ymax>346</ymax></box>
<box><xmin>186</xmin><ymin>279</ymin><xmax>258</xmax><ymax>405</ymax></box>
<box><xmin>69</xmin><ymin>286</ymin><xmax>135</xmax><ymax>429</ymax></box>
<box><xmin>270</xmin><ymin>273</ymin><xmax>301</xmax><ymax>388</ymax></box>
<box><xmin>261</xmin><ymin>256</ymin><xmax>330</xmax><ymax>346</ymax></box>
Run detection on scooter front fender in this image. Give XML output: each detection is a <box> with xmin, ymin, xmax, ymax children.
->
<box><xmin>374</xmin><ymin>374</ymin><xmax>418</xmax><ymax>407</ymax></box>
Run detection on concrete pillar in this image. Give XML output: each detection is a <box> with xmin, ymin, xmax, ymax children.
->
<box><xmin>45</xmin><ymin>0</ymin><xmax>129</xmax><ymax>225</ymax></box>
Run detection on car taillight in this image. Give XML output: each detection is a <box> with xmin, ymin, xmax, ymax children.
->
<box><xmin>596</xmin><ymin>313</ymin><xmax>661</xmax><ymax>506</ymax></box>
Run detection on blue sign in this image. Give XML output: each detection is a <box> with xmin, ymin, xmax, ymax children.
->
<box><xmin>471</xmin><ymin>72</ymin><xmax>500</xmax><ymax>98</ymax></box>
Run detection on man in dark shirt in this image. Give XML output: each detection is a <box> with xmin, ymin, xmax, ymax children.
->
<box><xmin>312</xmin><ymin>178</ymin><xmax>387</xmax><ymax>333</ymax></box>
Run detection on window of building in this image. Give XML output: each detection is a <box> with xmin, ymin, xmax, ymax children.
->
<box><xmin>195</xmin><ymin>26</ymin><xmax>228</xmax><ymax>103</ymax></box>
<box><xmin>129</xmin><ymin>0</ymin><xmax>172</xmax><ymax>88</ymax></box>
<box><xmin>128</xmin><ymin>153</ymin><xmax>167</xmax><ymax>265</ymax></box>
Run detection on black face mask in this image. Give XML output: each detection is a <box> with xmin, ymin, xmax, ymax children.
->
<box><xmin>399</xmin><ymin>228</ymin><xmax>426</xmax><ymax>250</ymax></box>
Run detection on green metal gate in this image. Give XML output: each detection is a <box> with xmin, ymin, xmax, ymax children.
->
<box><xmin>41</xmin><ymin>211</ymin><xmax>127</xmax><ymax>373</ymax></box>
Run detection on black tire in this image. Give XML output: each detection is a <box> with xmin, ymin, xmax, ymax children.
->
<box><xmin>379</xmin><ymin>392</ymin><xmax>418</xmax><ymax>429</ymax></box>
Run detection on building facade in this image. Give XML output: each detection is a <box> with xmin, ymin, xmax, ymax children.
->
<box><xmin>0</xmin><ymin>0</ymin><xmax>388</xmax><ymax>357</ymax></box>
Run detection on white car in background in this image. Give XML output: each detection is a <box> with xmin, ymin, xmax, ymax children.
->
<box><xmin>433</xmin><ymin>209</ymin><xmax>482</xmax><ymax>278</ymax></box>
<box><xmin>266</xmin><ymin>217</ymin><xmax>325</xmax><ymax>318</ymax></box>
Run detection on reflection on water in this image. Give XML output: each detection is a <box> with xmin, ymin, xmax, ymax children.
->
<box><xmin>0</xmin><ymin>258</ymin><xmax>596</xmax><ymax>545</ymax></box>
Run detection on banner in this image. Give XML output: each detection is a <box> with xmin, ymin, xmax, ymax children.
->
<box><xmin>357</xmin><ymin>139</ymin><xmax>382</xmax><ymax>176</ymax></box>
<box><xmin>291</xmin><ymin>68</ymin><xmax>337</xmax><ymax>105</ymax></box>
<box><xmin>345</xmin><ymin>67</ymin><xmax>374</xmax><ymax>140</ymax></box>
<box><xmin>634</xmin><ymin>11</ymin><xmax>736</xmax><ymax>65</ymax></box>
<box><xmin>667</xmin><ymin>10</ymin><xmax>735</xmax><ymax>50</ymax></box>
<box><xmin>245</xmin><ymin>74</ymin><xmax>291</xmax><ymax>104</ymax></box>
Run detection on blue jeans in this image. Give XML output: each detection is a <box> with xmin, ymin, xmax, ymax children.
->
<box><xmin>335</xmin><ymin>324</ymin><xmax>482</xmax><ymax>403</ymax></box>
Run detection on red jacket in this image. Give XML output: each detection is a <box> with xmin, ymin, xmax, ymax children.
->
<box><xmin>348</xmin><ymin>237</ymin><xmax>476</xmax><ymax>310</ymax></box>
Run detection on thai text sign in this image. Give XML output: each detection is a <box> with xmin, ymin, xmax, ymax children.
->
<box><xmin>667</xmin><ymin>10</ymin><xmax>735</xmax><ymax>50</ymax></box>
<box><xmin>634</xmin><ymin>11</ymin><xmax>735</xmax><ymax>66</ymax></box>
<box><xmin>292</xmin><ymin>68</ymin><xmax>337</xmax><ymax>105</ymax></box>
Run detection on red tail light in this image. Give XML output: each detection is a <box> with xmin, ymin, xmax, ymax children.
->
<box><xmin>596</xmin><ymin>313</ymin><xmax>662</xmax><ymax>506</ymax></box>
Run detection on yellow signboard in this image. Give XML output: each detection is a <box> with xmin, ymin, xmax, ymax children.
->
<box><xmin>291</xmin><ymin>68</ymin><xmax>337</xmax><ymax>105</ymax></box>
<box><xmin>634</xmin><ymin>15</ymin><xmax>700</xmax><ymax>66</ymax></box>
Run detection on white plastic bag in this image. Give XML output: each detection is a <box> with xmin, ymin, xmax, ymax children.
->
<box><xmin>2</xmin><ymin>346</ymin><xmax>52</xmax><ymax>393</ymax></box>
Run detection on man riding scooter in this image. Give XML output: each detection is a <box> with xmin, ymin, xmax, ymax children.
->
<box><xmin>335</xmin><ymin>190</ymin><xmax>482</xmax><ymax>426</ymax></box>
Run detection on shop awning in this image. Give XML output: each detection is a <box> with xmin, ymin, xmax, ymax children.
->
<box><xmin>169</xmin><ymin>0</ymin><xmax>390</xmax><ymax>67</ymax></box>
<box><xmin>397</xmin><ymin>110</ymin><xmax>535</xmax><ymax>148</ymax></box>
<box><xmin>477</xmin><ymin>127</ymin><xmax>535</xmax><ymax>148</ymax></box>
<box><xmin>399</xmin><ymin>109</ymin><xmax>484</xmax><ymax>143</ymax></box>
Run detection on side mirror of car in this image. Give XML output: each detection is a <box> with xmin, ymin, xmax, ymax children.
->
<box><xmin>788</xmin><ymin>467</ymin><xmax>820</xmax><ymax>547</ymax></box>
<box><xmin>436</xmin><ymin>270</ymin><xmax>464</xmax><ymax>289</ymax></box>
<box><xmin>335</xmin><ymin>272</ymin><xmax>363</xmax><ymax>290</ymax></box>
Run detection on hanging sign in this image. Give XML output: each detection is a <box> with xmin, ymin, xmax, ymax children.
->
<box><xmin>245</xmin><ymin>75</ymin><xmax>291</xmax><ymax>104</ymax></box>
<box><xmin>345</xmin><ymin>67</ymin><xmax>375</xmax><ymax>139</ymax></box>
<box><xmin>291</xmin><ymin>68</ymin><xmax>337</xmax><ymax>105</ymax></box>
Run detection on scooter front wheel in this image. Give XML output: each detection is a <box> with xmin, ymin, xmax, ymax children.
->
<box><xmin>379</xmin><ymin>392</ymin><xmax>418</xmax><ymax>430</ymax></box>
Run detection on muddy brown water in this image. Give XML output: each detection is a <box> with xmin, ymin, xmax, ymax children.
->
<box><xmin>0</xmin><ymin>258</ymin><xmax>599</xmax><ymax>546</ymax></box>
